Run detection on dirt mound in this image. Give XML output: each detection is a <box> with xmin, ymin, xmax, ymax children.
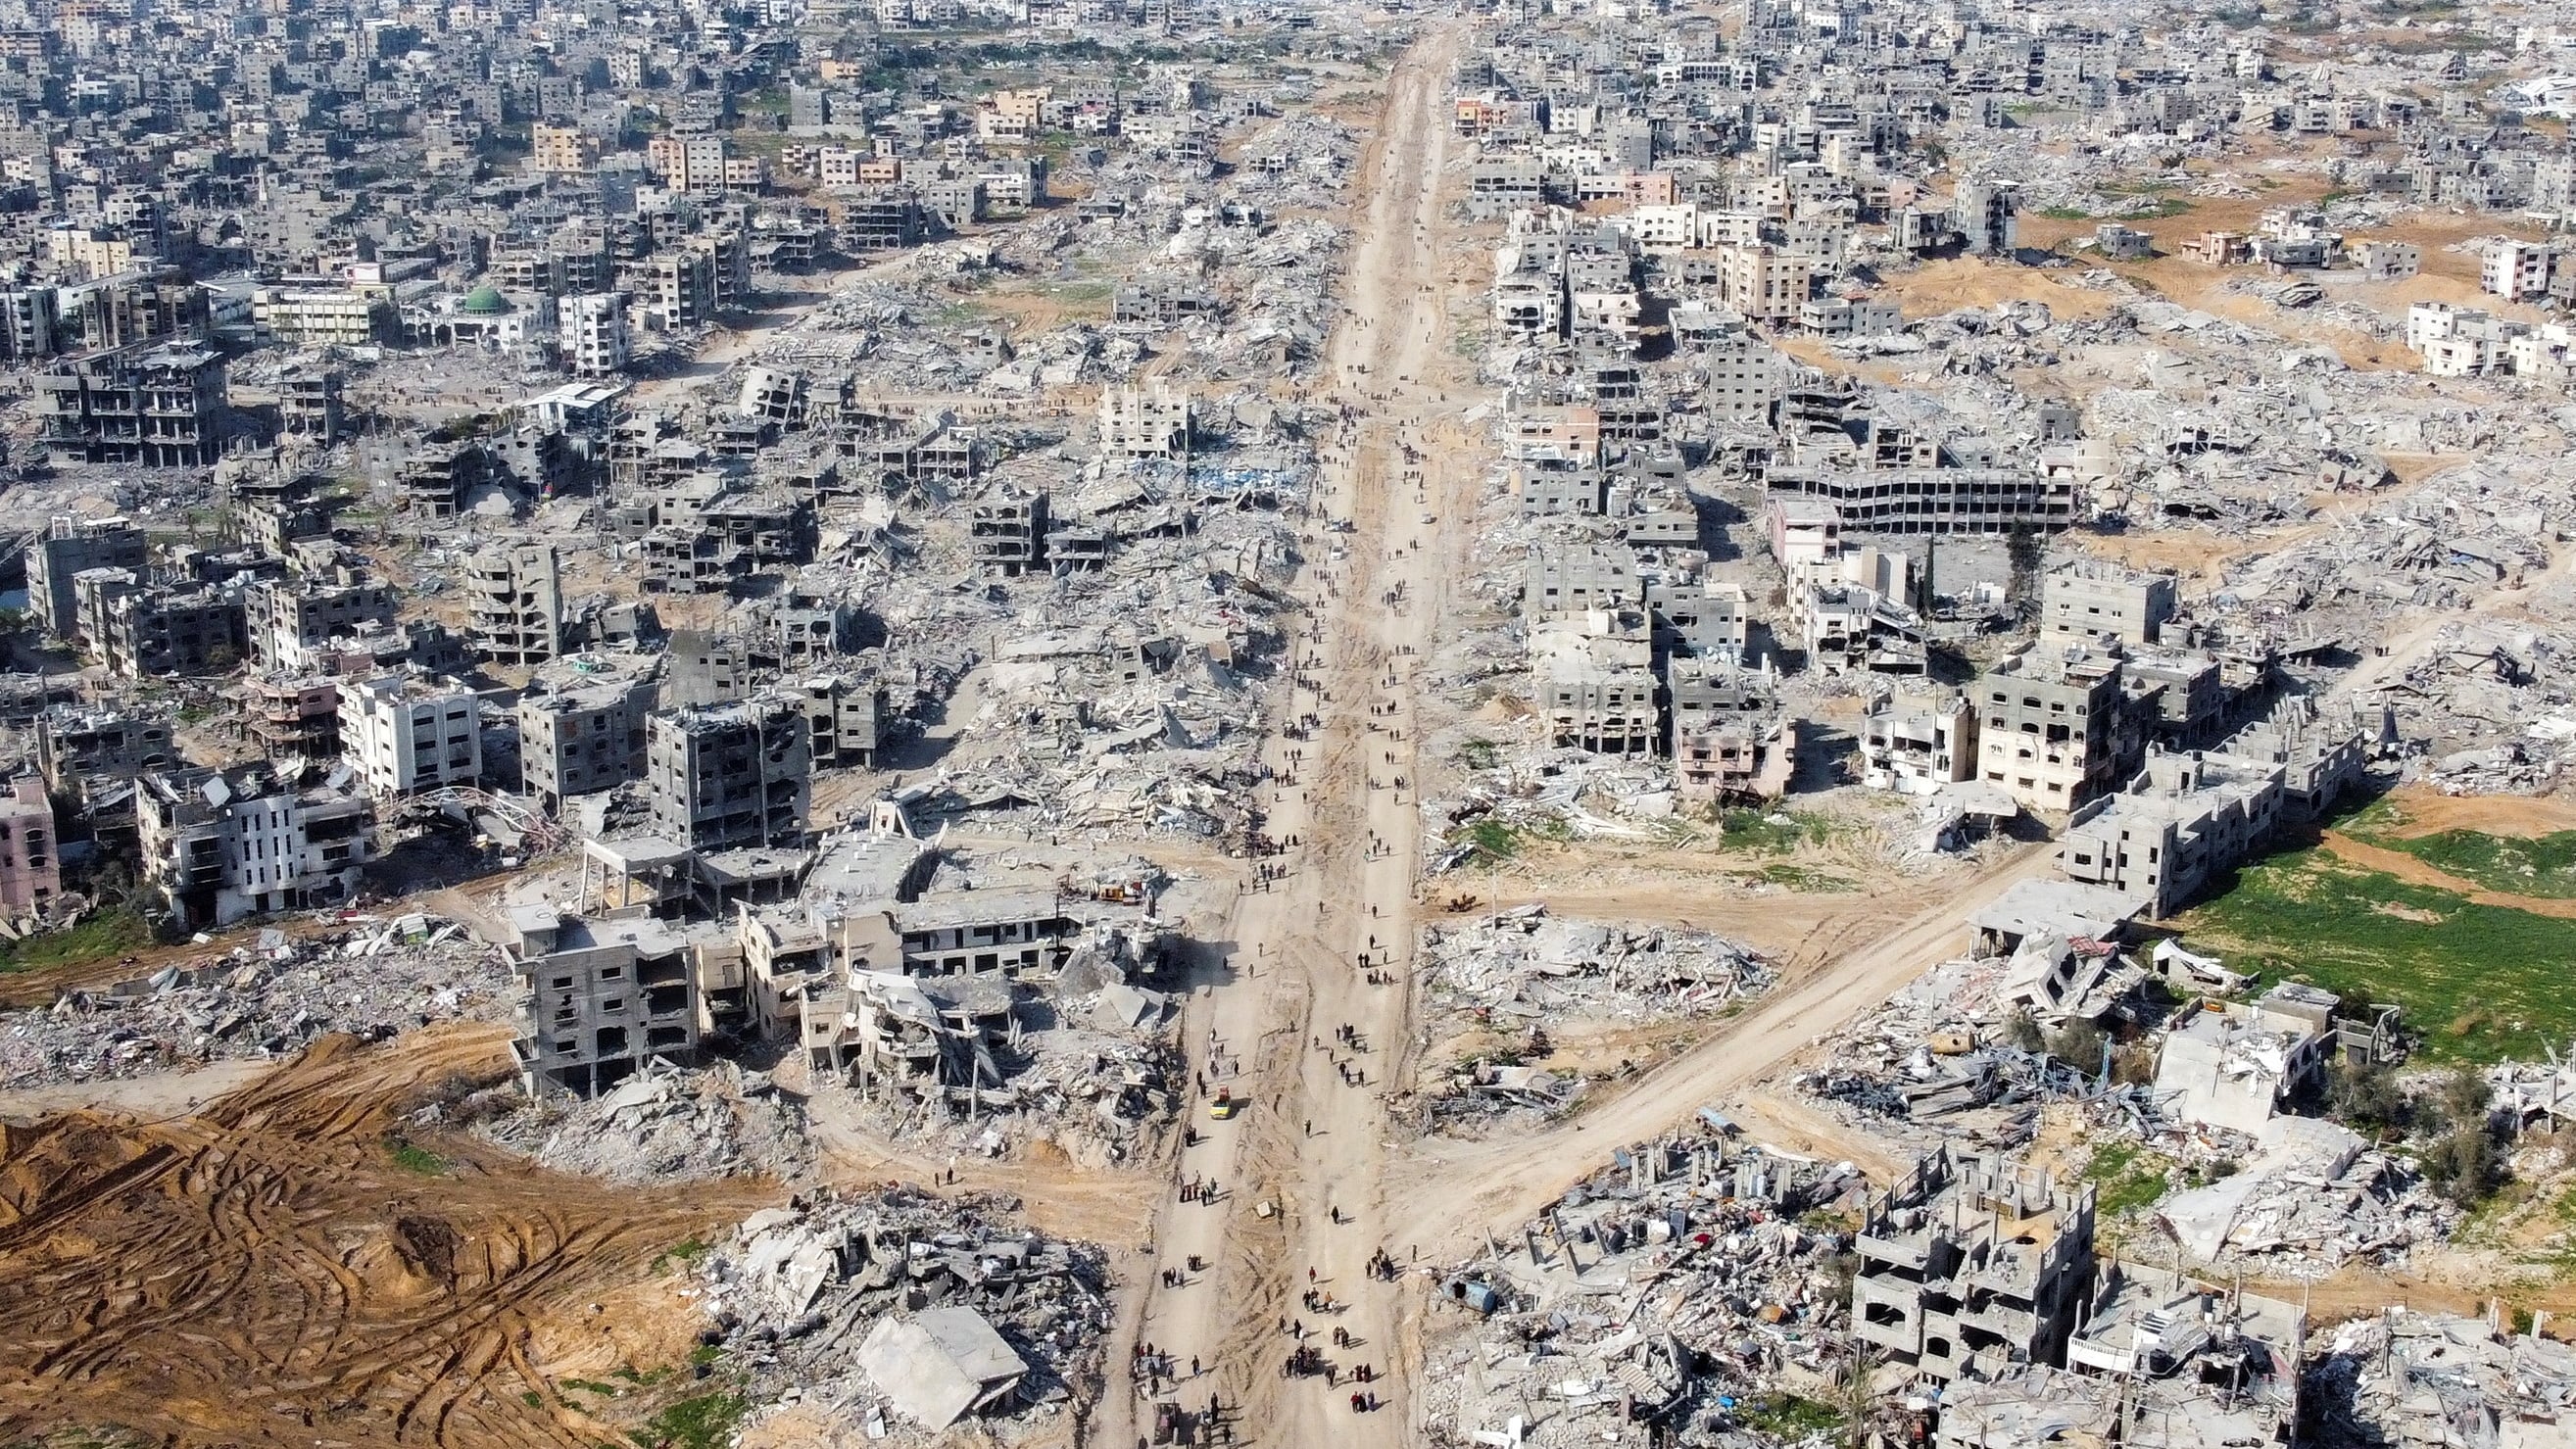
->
<box><xmin>0</xmin><ymin>1023</ymin><xmax>774</xmax><ymax>1447</ymax></box>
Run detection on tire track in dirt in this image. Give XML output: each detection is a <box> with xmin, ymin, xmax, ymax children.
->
<box><xmin>0</xmin><ymin>1023</ymin><xmax>775</xmax><ymax>1447</ymax></box>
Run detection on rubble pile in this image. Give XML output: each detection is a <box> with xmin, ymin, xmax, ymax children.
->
<box><xmin>2155</xmin><ymin>1115</ymin><xmax>2456</xmax><ymax>1275</ymax></box>
<box><xmin>814</xmin><ymin>1025</ymin><xmax>1184</xmax><ymax>1171</ymax></box>
<box><xmin>701</xmin><ymin>1186</ymin><xmax>1110</xmax><ymax>1441</ymax></box>
<box><xmin>475</xmin><ymin>1059</ymin><xmax>814</xmax><ymax>1184</ymax></box>
<box><xmin>2306</xmin><ymin>1310</ymin><xmax>2576</xmax><ymax>1449</ymax></box>
<box><xmin>1420</xmin><ymin>905</ymin><xmax>1774</xmax><ymax>1028</ymax></box>
<box><xmin>1793</xmin><ymin>955</ymin><xmax>2103</xmax><ymax>1156</ymax></box>
<box><xmin>0</xmin><ymin>914</ymin><xmax>510</xmax><ymax>1088</ymax></box>
<box><xmin>1420</xmin><ymin>1130</ymin><xmax>1866</xmax><ymax>1448</ymax></box>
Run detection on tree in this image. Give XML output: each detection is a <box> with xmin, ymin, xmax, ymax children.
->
<box><xmin>2001</xmin><ymin>1006</ymin><xmax>2045</xmax><ymax>1053</ymax></box>
<box><xmin>2326</xmin><ymin>1056</ymin><xmax>2409</xmax><ymax>1135</ymax></box>
<box><xmin>2433</xmin><ymin>1065</ymin><xmax>2494</xmax><ymax>1132</ymax></box>
<box><xmin>1834</xmin><ymin>1335</ymin><xmax>1879</xmax><ymax>1449</ymax></box>
<box><xmin>2419</xmin><ymin>1124</ymin><xmax>2504</xmax><ymax>1209</ymax></box>
<box><xmin>2047</xmin><ymin>1020</ymin><xmax>2108</xmax><ymax>1076</ymax></box>
<box><xmin>2006</xmin><ymin>520</ymin><xmax>2046</xmax><ymax>616</ymax></box>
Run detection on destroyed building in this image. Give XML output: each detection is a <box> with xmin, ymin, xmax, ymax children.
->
<box><xmin>507</xmin><ymin>905</ymin><xmax>700</xmax><ymax>1098</ymax></box>
<box><xmin>645</xmin><ymin>700</ymin><xmax>810</xmax><ymax>851</ymax></box>
<box><xmin>1853</xmin><ymin>1148</ymin><xmax>2098</xmax><ymax>1385</ymax></box>
<box><xmin>466</xmin><ymin>544</ymin><xmax>564</xmax><ymax>666</ymax></box>
<box><xmin>135</xmin><ymin>762</ymin><xmax>372</xmax><ymax>929</ymax></box>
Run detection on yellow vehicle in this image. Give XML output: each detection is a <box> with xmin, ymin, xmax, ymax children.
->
<box><xmin>1209</xmin><ymin>1087</ymin><xmax>1239</xmax><ymax>1120</ymax></box>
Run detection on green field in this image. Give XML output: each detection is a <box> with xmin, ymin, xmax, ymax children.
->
<box><xmin>2342</xmin><ymin>807</ymin><xmax>2576</xmax><ymax>899</ymax></box>
<box><xmin>0</xmin><ymin>908</ymin><xmax>157</xmax><ymax>975</ymax></box>
<box><xmin>2177</xmin><ymin>848</ymin><xmax>2576</xmax><ymax>1063</ymax></box>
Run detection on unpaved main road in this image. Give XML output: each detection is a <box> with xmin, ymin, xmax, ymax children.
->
<box><xmin>1097</xmin><ymin>20</ymin><xmax>1473</xmax><ymax>1448</ymax></box>
<box><xmin>1091</xmin><ymin>18</ymin><xmax>2085</xmax><ymax>1449</ymax></box>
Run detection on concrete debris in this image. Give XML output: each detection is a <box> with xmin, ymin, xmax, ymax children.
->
<box><xmin>1421</xmin><ymin>1124</ymin><xmax>1868</xmax><ymax>1449</ymax></box>
<box><xmin>699</xmin><ymin>1186</ymin><xmax>1109</xmax><ymax>1442</ymax></box>
<box><xmin>0</xmin><ymin>913</ymin><xmax>508</xmax><ymax>1089</ymax></box>
<box><xmin>2308</xmin><ymin>1309</ymin><xmax>2576</xmax><ymax>1449</ymax></box>
<box><xmin>475</xmin><ymin>1057</ymin><xmax>814</xmax><ymax>1184</ymax></box>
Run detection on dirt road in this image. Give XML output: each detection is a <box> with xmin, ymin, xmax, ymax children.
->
<box><xmin>1096</xmin><ymin>22</ymin><xmax>1472</xmax><ymax>1448</ymax></box>
<box><xmin>1385</xmin><ymin>839</ymin><xmax>2057</xmax><ymax>1259</ymax></box>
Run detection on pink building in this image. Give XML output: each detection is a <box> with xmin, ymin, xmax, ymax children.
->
<box><xmin>0</xmin><ymin>775</ymin><xmax>58</xmax><ymax>912</ymax></box>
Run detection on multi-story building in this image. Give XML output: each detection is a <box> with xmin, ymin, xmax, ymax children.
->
<box><xmin>507</xmin><ymin>906</ymin><xmax>700</xmax><ymax>1098</ymax></box>
<box><xmin>2483</xmin><ymin>239</ymin><xmax>2555</xmax><ymax>301</ymax></box>
<box><xmin>518</xmin><ymin>673</ymin><xmax>656</xmax><ymax>809</ymax></box>
<box><xmin>86</xmin><ymin>576</ymin><xmax>248</xmax><ymax>677</ymax></box>
<box><xmin>1974</xmin><ymin>647</ymin><xmax>2136</xmax><ymax>812</ymax></box>
<box><xmin>638</xmin><ymin>249</ymin><xmax>716</xmax><ymax>330</ymax></box>
<box><xmin>2043</xmin><ymin>561</ymin><xmax>2176</xmax><ymax>648</ymax></box>
<box><xmin>135</xmin><ymin>761</ymin><xmax>373</xmax><ymax>929</ymax></box>
<box><xmin>36</xmin><ymin>701</ymin><xmax>175</xmax><ymax>803</ymax></box>
<box><xmin>240</xmin><ymin>675</ymin><xmax>343</xmax><ymax>772</ymax></box>
<box><xmin>244</xmin><ymin>576</ymin><xmax>398</xmax><ymax>670</ymax></box>
<box><xmin>1862</xmin><ymin>689</ymin><xmax>1980</xmax><ymax>795</ymax></box>
<box><xmin>1717</xmin><ymin>243</ymin><xmax>1813</xmax><ymax>323</ymax></box>
<box><xmin>250</xmin><ymin>286</ymin><xmax>391</xmax><ymax>346</ymax></box>
<box><xmin>561</xmin><ymin>291</ymin><xmax>629</xmax><ymax>375</ymax></box>
<box><xmin>25</xmin><ymin>514</ymin><xmax>147</xmax><ymax>638</ymax></box>
<box><xmin>34</xmin><ymin>343</ymin><xmax>226</xmax><ymax>467</ymax></box>
<box><xmin>1852</xmin><ymin>1148</ymin><xmax>2097</xmax><ymax>1384</ymax></box>
<box><xmin>645</xmin><ymin>701</ymin><xmax>810</xmax><ymax>850</ymax></box>
<box><xmin>64</xmin><ymin>267</ymin><xmax>208</xmax><ymax>351</ymax></box>
<box><xmin>0</xmin><ymin>774</ymin><xmax>61</xmax><ymax>913</ymax></box>
<box><xmin>530</xmin><ymin>122</ymin><xmax>599</xmax><ymax>174</ymax></box>
<box><xmin>0</xmin><ymin>284</ymin><xmax>57</xmax><ymax>359</ymax></box>
<box><xmin>2057</xmin><ymin>749</ymin><xmax>2286</xmax><ymax>919</ymax></box>
<box><xmin>465</xmin><ymin>544</ymin><xmax>563</xmax><ymax>665</ymax></box>
<box><xmin>337</xmin><ymin>674</ymin><xmax>483</xmax><ymax>797</ymax></box>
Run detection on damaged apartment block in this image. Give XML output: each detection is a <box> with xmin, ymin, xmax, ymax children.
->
<box><xmin>507</xmin><ymin>906</ymin><xmax>700</xmax><ymax>1098</ymax></box>
<box><xmin>647</xmin><ymin>700</ymin><xmax>811</xmax><ymax>851</ymax></box>
<box><xmin>136</xmin><ymin>761</ymin><xmax>373</xmax><ymax>930</ymax></box>
<box><xmin>1853</xmin><ymin>1148</ymin><xmax>2098</xmax><ymax>1385</ymax></box>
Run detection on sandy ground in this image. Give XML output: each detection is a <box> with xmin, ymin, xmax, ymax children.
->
<box><xmin>0</xmin><ymin>1023</ymin><xmax>773</xmax><ymax>1446</ymax></box>
<box><xmin>0</xmin><ymin>1056</ymin><xmax>273</xmax><ymax>1125</ymax></box>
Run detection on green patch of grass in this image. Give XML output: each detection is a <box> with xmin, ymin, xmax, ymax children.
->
<box><xmin>926</xmin><ymin>298</ymin><xmax>995</xmax><ymax>327</ymax></box>
<box><xmin>1465</xmin><ymin>818</ymin><xmax>1520</xmax><ymax>862</ymax></box>
<box><xmin>689</xmin><ymin>1343</ymin><xmax>723</xmax><ymax>1367</ymax></box>
<box><xmin>1749</xmin><ymin>863</ymin><xmax>1854</xmax><ymax>893</ymax></box>
<box><xmin>1459</xmin><ymin>738</ymin><xmax>1500</xmax><ymax>771</ymax></box>
<box><xmin>0</xmin><ymin>908</ymin><xmax>158</xmax><ymax>976</ymax></box>
<box><xmin>2082</xmin><ymin>1140</ymin><xmax>2174</xmax><ymax>1217</ymax></box>
<box><xmin>630</xmin><ymin>1390</ymin><xmax>749</xmax><ymax>1449</ymax></box>
<box><xmin>559</xmin><ymin>1378</ymin><xmax>624</xmax><ymax>1398</ymax></box>
<box><xmin>2038</xmin><ymin>205</ymin><xmax>2093</xmax><ymax>220</ymax></box>
<box><xmin>1716</xmin><ymin>809</ymin><xmax>1832</xmax><ymax>855</ymax></box>
<box><xmin>520</xmin><ymin>1390</ymin><xmax>544</xmax><ymax>1409</ymax></box>
<box><xmin>385</xmin><ymin>1138</ymin><xmax>449</xmax><ymax>1177</ymax></box>
<box><xmin>2177</xmin><ymin>849</ymin><xmax>2576</xmax><ymax>1063</ymax></box>
<box><xmin>1047</xmin><ymin>279</ymin><xmax>1115</xmax><ymax>304</ymax></box>
<box><xmin>650</xmin><ymin>1237</ymin><xmax>711</xmax><ymax>1274</ymax></box>
<box><xmin>1738</xmin><ymin>1395</ymin><xmax>1844</xmax><ymax>1435</ymax></box>
<box><xmin>2368</xmin><ymin>830</ymin><xmax>2576</xmax><ymax>900</ymax></box>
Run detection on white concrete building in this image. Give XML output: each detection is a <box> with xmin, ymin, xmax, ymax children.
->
<box><xmin>2483</xmin><ymin>240</ymin><xmax>2555</xmax><ymax>301</ymax></box>
<box><xmin>339</xmin><ymin>674</ymin><xmax>482</xmax><ymax>797</ymax></box>
<box><xmin>562</xmin><ymin>291</ymin><xmax>629</xmax><ymax>376</ymax></box>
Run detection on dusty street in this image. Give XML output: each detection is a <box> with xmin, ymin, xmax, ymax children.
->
<box><xmin>1097</xmin><ymin>20</ymin><xmax>1474</xmax><ymax>1448</ymax></box>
